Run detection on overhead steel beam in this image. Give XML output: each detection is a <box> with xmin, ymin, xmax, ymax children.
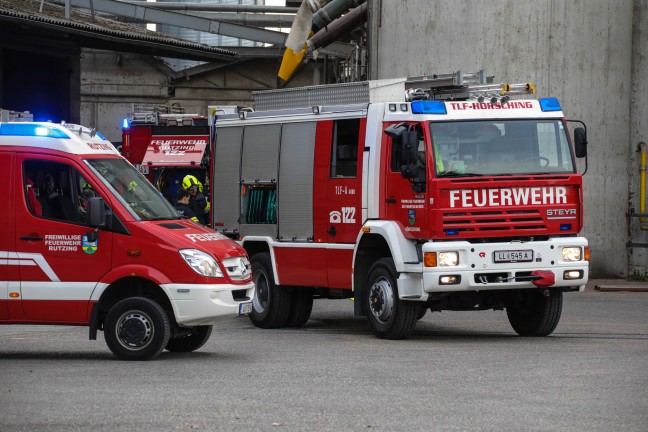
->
<box><xmin>119</xmin><ymin>2</ymin><xmax>299</xmax><ymax>14</ymax></box>
<box><xmin>117</xmin><ymin>13</ymin><xmax>295</xmax><ymax>28</ymax></box>
<box><xmin>49</xmin><ymin>0</ymin><xmax>288</xmax><ymax>45</ymax></box>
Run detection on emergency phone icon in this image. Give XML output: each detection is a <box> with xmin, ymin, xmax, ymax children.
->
<box><xmin>329</xmin><ymin>207</ymin><xmax>356</xmax><ymax>224</ymax></box>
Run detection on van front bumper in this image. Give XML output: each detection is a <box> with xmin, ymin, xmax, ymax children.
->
<box><xmin>161</xmin><ymin>282</ymin><xmax>254</xmax><ymax>326</ymax></box>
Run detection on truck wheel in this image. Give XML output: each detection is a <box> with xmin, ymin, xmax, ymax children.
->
<box><xmin>506</xmin><ymin>289</ymin><xmax>563</xmax><ymax>336</ymax></box>
<box><xmin>417</xmin><ymin>306</ymin><xmax>428</xmax><ymax>320</ymax></box>
<box><xmin>365</xmin><ymin>258</ymin><xmax>418</xmax><ymax>339</ymax></box>
<box><xmin>165</xmin><ymin>326</ymin><xmax>213</xmax><ymax>353</ymax></box>
<box><xmin>104</xmin><ymin>297</ymin><xmax>170</xmax><ymax>360</ymax></box>
<box><xmin>286</xmin><ymin>288</ymin><xmax>314</xmax><ymax>327</ymax></box>
<box><xmin>250</xmin><ymin>253</ymin><xmax>292</xmax><ymax>329</ymax></box>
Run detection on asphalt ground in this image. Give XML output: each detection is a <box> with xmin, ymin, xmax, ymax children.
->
<box><xmin>0</xmin><ymin>281</ymin><xmax>647</xmax><ymax>432</ymax></box>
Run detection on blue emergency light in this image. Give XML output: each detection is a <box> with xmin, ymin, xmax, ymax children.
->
<box><xmin>411</xmin><ymin>100</ymin><xmax>447</xmax><ymax>115</ymax></box>
<box><xmin>560</xmin><ymin>223</ymin><xmax>572</xmax><ymax>231</ymax></box>
<box><xmin>539</xmin><ymin>97</ymin><xmax>562</xmax><ymax>112</ymax></box>
<box><xmin>96</xmin><ymin>131</ymin><xmax>108</xmax><ymax>141</ymax></box>
<box><xmin>0</xmin><ymin>123</ymin><xmax>69</xmax><ymax>138</ymax></box>
<box><xmin>122</xmin><ymin>118</ymin><xmax>129</xmax><ymax>129</ymax></box>
<box><xmin>444</xmin><ymin>228</ymin><xmax>459</xmax><ymax>235</ymax></box>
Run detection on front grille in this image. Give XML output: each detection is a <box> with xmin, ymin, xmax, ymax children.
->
<box><xmin>443</xmin><ymin>209</ymin><xmax>545</xmax><ymax>235</ymax></box>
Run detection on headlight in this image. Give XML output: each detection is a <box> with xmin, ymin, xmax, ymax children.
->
<box><xmin>439</xmin><ymin>251</ymin><xmax>459</xmax><ymax>267</ymax></box>
<box><xmin>179</xmin><ymin>249</ymin><xmax>223</xmax><ymax>277</ymax></box>
<box><xmin>562</xmin><ymin>247</ymin><xmax>582</xmax><ymax>262</ymax></box>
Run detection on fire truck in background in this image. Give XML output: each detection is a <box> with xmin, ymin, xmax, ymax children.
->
<box><xmin>121</xmin><ymin>104</ymin><xmax>210</xmax><ymax>205</ymax></box>
<box><xmin>209</xmin><ymin>71</ymin><xmax>590</xmax><ymax>339</ymax></box>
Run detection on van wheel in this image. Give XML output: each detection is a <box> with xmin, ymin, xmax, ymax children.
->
<box><xmin>506</xmin><ymin>289</ymin><xmax>563</xmax><ymax>336</ymax></box>
<box><xmin>250</xmin><ymin>253</ymin><xmax>292</xmax><ymax>329</ymax></box>
<box><xmin>286</xmin><ymin>288</ymin><xmax>314</xmax><ymax>327</ymax></box>
<box><xmin>166</xmin><ymin>326</ymin><xmax>213</xmax><ymax>352</ymax></box>
<box><xmin>104</xmin><ymin>297</ymin><xmax>170</xmax><ymax>360</ymax></box>
<box><xmin>365</xmin><ymin>258</ymin><xmax>418</xmax><ymax>339</ymax></box>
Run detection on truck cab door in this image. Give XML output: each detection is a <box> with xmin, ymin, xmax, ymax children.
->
<box><xmin>314</xmin><ymin>117</ymin><xmax>365</xmax><ymax>288</ymax></box>
<box><xmin>382</xmin><ymin>123</ymin><xmax>429</xmax><ymax>238</ymax></box>
<box><xmin>0</xmin><ymin>152</ymin><xmax>13</xmax><ymax>321</ymax></box>
<box><xmin>15</xmin><ymin>156</ymin><xmax>113</xmax><ymax>324</ymax></box>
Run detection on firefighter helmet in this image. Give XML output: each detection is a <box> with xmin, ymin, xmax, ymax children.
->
<box><xmin>182</xmin><ymin>175</ymin><xmax>203</xmax><ymax>192</ymax></box>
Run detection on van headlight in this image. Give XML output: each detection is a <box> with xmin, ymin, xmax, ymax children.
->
<box><xmin>562</xmin><ymin>247</ymin><xmax>582</xmax><ymax>262</ymax></box>
<box><xmin>179</xmin><ymin>249</ymin><xmax>223</xmax><ymax>278</ymax></box>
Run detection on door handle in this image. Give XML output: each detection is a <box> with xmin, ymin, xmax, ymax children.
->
<box><xmin>386</xmin><ymin>197</ymin><xmax>396</xmax><ymax>204</ymax></box>
<box><xmin>327</xmin><ymin>226</ymin><xmax>337</xmax><ymax>237</ymax></box>
<box><xmin>20</xmin><ymin>235</ymin><xmax>44</xmax><ymax>241</ymax></box>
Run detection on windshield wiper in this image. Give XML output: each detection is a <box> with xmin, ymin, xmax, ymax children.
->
<box><xmin>438</xmin><ymin>170</ymin><xmax>484</xmax><ymax>178</ymax></box>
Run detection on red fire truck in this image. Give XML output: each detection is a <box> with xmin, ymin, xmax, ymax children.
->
<box><xmin>121</xmin><ymin>104</ymin><xmax>211</xmax><ymax>205</ymax></box>
<box><xmin>210</xmin><ymin>72</ymin><xmax>589</xmax><ymax>339</ymax></box>
<box><xmin>0</xmin><ymin>119</ymin><xmax>253</xmax><ymax>360</ymax></box>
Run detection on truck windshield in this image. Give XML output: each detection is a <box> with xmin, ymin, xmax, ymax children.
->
<box><xmin>430</xmin><ymin>119</ymin><xmax>575</xmax><ymax>177</ymax></box>
<box><xmin>85</xmin><ymin>158</ymin><xmax>179</xmax><ymax>221</ymax></box>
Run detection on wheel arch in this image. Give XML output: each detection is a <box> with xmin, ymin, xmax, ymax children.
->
<box><xmin>89</xmin><ymin>276</ymin><xmax>173</xmax><ymax>340</ymax></box>
<box><xmin>352</xmin><ymin>221</ymin><xmax>419</xmax><ymax>316</ymax></box>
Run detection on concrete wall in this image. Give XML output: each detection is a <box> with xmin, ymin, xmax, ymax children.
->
<box><xmin>369</xmin><ymin>0</ymin><xmax>646</xmax><ymax>278</ymax></box>
<box><xmin>80</xmin><ymin>50</ymin><xmax>325</xmax><ymax>145</ymax></box>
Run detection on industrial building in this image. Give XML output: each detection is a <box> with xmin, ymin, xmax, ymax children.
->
<box><xmin>0</xmin><ymin>0</ymin><xmax>646</xmax><ymax>278</ymax></box>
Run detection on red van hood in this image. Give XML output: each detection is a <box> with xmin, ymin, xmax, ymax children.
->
<box><xmin>144</xmin><ymin>219</ymin><xmax>245</xmax><ymax>260</ymax></box>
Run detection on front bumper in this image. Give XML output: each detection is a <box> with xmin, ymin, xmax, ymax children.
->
<box><xmin>398</xmin><ymin>238</ymin><xmax>588</xmax><ymax>300</ymax></box>
<box><xmin>161</xmin><ymin>281</ymin><xmax>254</xmax><ymax>326</ymax></box>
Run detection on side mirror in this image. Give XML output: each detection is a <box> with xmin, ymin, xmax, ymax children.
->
<box><xmin>383</xmin><ymin>122</ymin><xmax>407</xmax><ymax>139</ymax></box>
<box><xmin>87</xmin><ymin>197</ymin><xmax>107</xmax><ymax>228</ymax></box>
<box><xmin>400</xmin><ymin>130</ymin><xmax>419</xmax><ymax>179</ymax></box>
<box><xmin>574</xmin><ymin>127</ymin><xmax>587</xmax><ymax>158</ymax></box>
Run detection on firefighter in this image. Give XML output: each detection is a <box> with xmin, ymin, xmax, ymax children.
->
<box><xmin>174</xmin><ymin>189</ymin><xmax>200</xmax><ymax>223</ymax></box>
<box><xmin>182</xmin><ymin>174</ymin><xmax>210</xmax><ymax>225</ymax></box>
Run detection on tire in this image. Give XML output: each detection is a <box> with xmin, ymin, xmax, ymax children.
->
<box><xmin>165</xmin><ymin>325</ymin><xmax>213</xmax><ymax>353</ymax></box>
<box><xmin>104</xmin><ymin>297</ymin><xmax>171</xmax><ymax>360</ymax></box>
<box><xmin>285</xmin><ymin>288</ymin><xmax>314</xmax><ymax>327</ymax></box>
<box><xmin>506</xmin><ymin>289</ymin><xmax>563</xmax><ymax>336</ymax></box>
<box><xmin>249</xmin><ymin>253</ymin><xmax>292</xmax><ymax>329</ymax></box>
<box><xmin>365</xmin><ymin>257</ymin><xmax>418</xmax><ymax>339</ymax></box>
<box><xmin>417</xmin><ymin>305</ymin><xmax>428</xmax><ymax>321</ymax></box>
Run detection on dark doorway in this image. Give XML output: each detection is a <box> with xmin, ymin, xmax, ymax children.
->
<box><xmin>1</xmin><ymin>48</ymin><xmax>76</xmax><ymax>123</ymax></box>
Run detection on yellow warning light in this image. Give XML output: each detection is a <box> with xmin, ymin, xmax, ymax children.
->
<box><xmin>9</xmin><ymin>292</ymin><xmax>20</xmax><ymax>298</ymax></box>
<box><xmin>361</xmin><ymin>226</ymin><xmax>371</xmax><ymax>233</ymax></box>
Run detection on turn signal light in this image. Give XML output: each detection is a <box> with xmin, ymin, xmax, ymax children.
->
<box><xmin>424</xmin><ymin>252</ymin><xmax>437</xmax><ymax>267</ymax></box>
<box><xmin>584</xmin><ymin>247</ymin><xmax>590</xmax><ymax>261</ymax></box>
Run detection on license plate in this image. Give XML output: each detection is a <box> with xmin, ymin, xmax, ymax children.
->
<box><xmin>493</xmin><ymin>250</ymin><xmax>534</xmax><ymax>263</ymax></box>
<box><xmin>239</xmin><ymin>302</ymin><xmax>252</xmax><ymax>316</ymax></box>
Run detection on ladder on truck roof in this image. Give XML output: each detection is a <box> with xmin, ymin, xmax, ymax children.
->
<box><xmin>406</xmin><ymin>70</ymin><xmax>536</xmax><ymax>102</ymax></box>
<box><xmin>250</xmin><ymin>70</ymin><xmax>537</xmax><ymax>112</ymax></box>
<box><xmin>127</xmin><ymin>103</ymin><xmax>204</xmax><ymax>126</ymax></box>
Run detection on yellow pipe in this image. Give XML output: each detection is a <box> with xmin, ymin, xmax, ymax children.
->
<box><xmin>640</xmin><ymin>142</ymin><xmax>648</xmax><ymax>229</ymax></box>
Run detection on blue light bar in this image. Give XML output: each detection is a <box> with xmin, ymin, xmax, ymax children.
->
<box><xmin>122</xmin><ymin>118</ymin><xmax>129</xmax><ymax>129</ymax></box>
<box><xmin>411</xmin><ymin>100</ymin><xmax>447</xmax><ymax>115</ymax></box>
<box><xmin>0</xmin><ymin>123</ymin><xmax>69</xmax><ymax>138</ymax></box>
<box><xmin>96</xmin><ymin>131</ymin><xmax>107</xmax><ymax>141</ymax></box>
<box><xmin>445</xmin><ymin>228</ymin><xmax>459</xmax><ymax>235</ymax></box>
<box><xmin>539</xmin><ymin>97</ymin><xmax>562</xmax><ymax>112</ymax></box>
<box><xmin>560</xmin><ymin>223</ymin><xmax>572</xmax><ymax>231</ymax></box>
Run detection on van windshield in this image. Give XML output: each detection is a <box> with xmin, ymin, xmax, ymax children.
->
<box><xmin>85</xmin><ymin>158</ymin><xmax>179</xmax><ymax>221</ymax></box>
<box><xmin>431</xmin><ymin>119</ymin><xmax>575</xmax><ymax>177</ymax></box>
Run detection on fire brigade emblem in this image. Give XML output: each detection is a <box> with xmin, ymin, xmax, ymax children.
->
<box><xmin>82</xmin><ymin>235</ymin><xmax>98</xmax><ymax>255</ymax></box>
<box><xmin>408</xmin><ymin>210</ymin><xmax>416</xmax><ymax>226</ymax></box>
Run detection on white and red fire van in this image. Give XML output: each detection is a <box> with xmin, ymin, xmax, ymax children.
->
<box><xmin>0</xmin><ymin>121</ymin><xmax>253</xmax><ymax>360</ymax></box>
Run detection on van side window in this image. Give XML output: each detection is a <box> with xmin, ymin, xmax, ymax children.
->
<box><xmin>24</xmin><ymin>160</ymin><xmax>93</xmax><ymax>225</ymax></box>
<box><xmin>330</xmin><ymin>119</ymin><xmax>360</xmax><ymax>178</ymax></box>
